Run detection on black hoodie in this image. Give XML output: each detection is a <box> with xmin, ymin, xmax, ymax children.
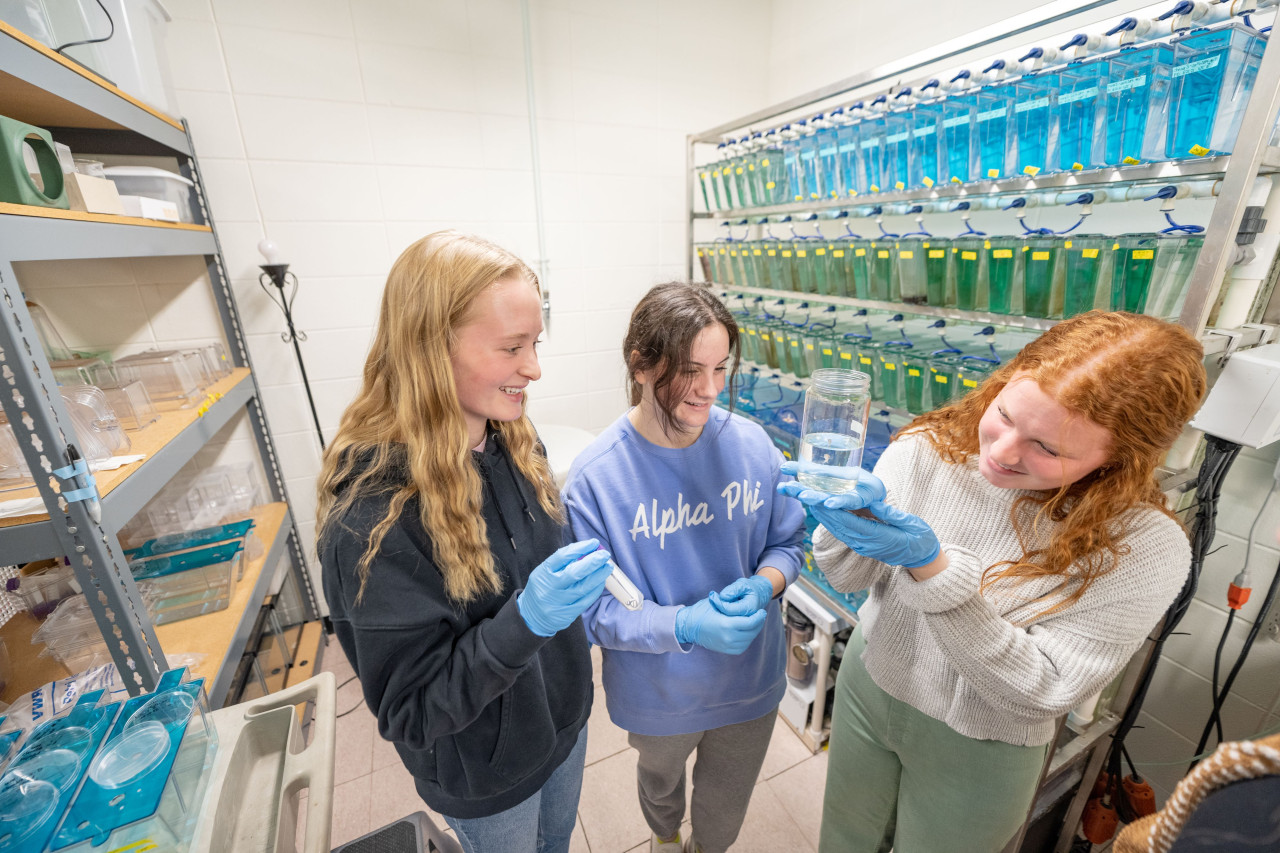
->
<box><xmin>320</xmin><ymin>432</ymin><xmax>593</xmax><ymax>819</ymax></box>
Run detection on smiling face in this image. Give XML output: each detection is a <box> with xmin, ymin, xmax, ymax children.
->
<box><xmin>449</xmin><ymin>275</ymin><xmax>543</xmax><ymax>447</ymax></box>
<box><xmin>977</xmin><ymin>374</ymin><xmax>1113</xmax><ymax>491</ymax></box>
<box><xmin>633</xmin><ymin>322</ymin><xmax>730</xmax><ymax>448</ymax></box>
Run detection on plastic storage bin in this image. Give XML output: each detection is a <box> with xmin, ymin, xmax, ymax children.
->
<box><xmin>61</xmin><ymin>0</ymin><xmax>179</xmax><ymax>117</ymax></box>
<box><xmin>6</xmin><ymin>559</ymin><xmax>78</xmax><ymax>620</ymax></box>
<box><xmin>113</xmin><ymin>349</ymin><xmax>204</xmax><ymax>405</ymax></box>
<box><xmin>103</xmin><ymin>165</ymin><xmax>195</xmax><ymax>223</ymax></box>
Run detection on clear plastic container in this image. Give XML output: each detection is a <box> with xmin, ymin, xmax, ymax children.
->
<box><xmin>924</xmin><ymin>242</ymin><xmax>950</xmax><ymax>306</ymax></box>
<box><xmin>7</xmin><ymin>559</ymin><xmax>78</xmax><ymax>620</ymax></box>
<box><xmin>62</xmin><ymin>384</ymin><xmax>131</xmax><ymax>456</ymax></box>
<box><xmin>798</xmin><ymin>368</ymin><xmax>872</xmax><ymax>492</ymax></box>
<box><xmin>836</xmin><ymin>106</ymin><xmax>866</xmax><ymax>196</ymax></box>
<box><xmin>1104</xmin><ymin>40</ymin><xmax>1175</xmax><ymax>165</ymax></box>
<box><xmin>102</xmin><ymin>166</ymin><xmax>194</xmax><ymax>223</ymax></box>
<box><xmin>113</xmin><ymin>349</ymin><xmax>203</xmax><ymax>405</ymax></box>
<box><xmin>866</xmin><ymin>241</ymin><xmax>896</xmax><ymax>301</ymax></box>
<box><xmin>102</xmin><ymin>380</ymin><xmax>159</xmax><ymax>431</ymax></box>
<box><xmin>816</xmin><ymin>118</ymin><xmax>844</xmax><ymax>200</ymax></box>
<box><xmin>62</xmin><ymin>0</ymin><xmax>178</xmax><ymax>116</ymax></box>
<box><xmin>894</xmin><ymin>239</ymin><xmax>929</xmax><ymax>304</ymax></box>
<box><xmin>24</xmin><ymin>300</ymin><xmax>74</xmax><ymax>362</ymax></box>
<box><xmin>51</xmin><ymin>355</ymin><xmax>111</xmax><ymax>388</ymax></box>
<box><xmin>941</xmin><ymin>87</ymin><xmax>979</xmax><ymax>184</ymax></box>
<box><xmin>1167</xmin><ymin>22</ymin><xmax>1266</xmax><ymax>158</ymax></box>
<box><xmin>883</xmin><ymin>90</ymin><xmax>916</xmax><ymax>191</ymax></box>
<box><xmin>798</xmin><ymin>121</ymin><xmax>826</xmax><ymax>202</ymax></box>
<box><xmin>1057</xmin><ymin>56</ymin><xmax>1108</xmax><ymax>170</ymax></box>
<box><xmin>855</xmin><ymin>98</ymin><xmax>890</xmax><ymax>193</ymax></box>
<box><xmin>974</xmin><ymin>80</ymin><xmax>1016</xmax><ymax>179</ymax></box>
<box><xmin>908</xmin><ymin>81</ymin><xmax>945</xmax><ymax>188</ymax></box>
<box><xmin>1012</xmin><ymin>68</ymin><xmax>1060</xmax><ymax>176</ymax></box>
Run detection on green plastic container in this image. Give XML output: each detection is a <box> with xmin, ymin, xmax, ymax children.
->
<box><xmin>928</xmin><ymin>355</ymin><xmax>963</xmax><ymax>407</ymax></box>
<box><xmin>790</xmin><ymin>243</ymin><xmax>819</xmax><ymax>294</ymax></box>
<box><xmin>812</xmin><ymin>244</ymin><xmax>838</xmax><ymax>296</ymax></box>
<box><xmin>1062</xmin><ymin>235</ymin><xmax>1113</xmax><ymax>317</ymax></box>
<box><xmin>1111</xmin><ymin>235</ymin><xmax>1161</xmax><ymax>312</ymax></box>
<box><xmin>925</xmin><ymin>242</ymin><xmax>951</xmax><ymax>306</ymax></box>
<box><xmin>1022</xmin><ymin>236</ymin><xmax>1064</xmax><ymax>319</ymax></box>
<box><xmin>760</xmin><ymin>240</ymin><xmax>787</xmax><ymax>291</ymax></box>
<box><xmin>984</xmin><ymin>236</ymin><xmax>1022</xmax><ymax>315</ymax></box>
<box><xmin>695</xmin><ymin>244</ymin><xmax>715</xmax><ymax>283</ymax></box>
<box><xmin>867</xmin><ymin>241</ymin><xmax>897</xmax><ymax>301</ymax></box>
<box><xmin>895</xmin><ymin>239</ymin><xmax>929</xmax><ymax>305</ymax></box>
<box><xmin>873</xmin><ymin>342</ymin><xmax>912</xmax><ymax>409</ymax></box>
<box><xmin>841</xmin><ymin>240</ymin><xmax>871</xmax><ymax>298</ymax></box>
<box><xmin>759</xmin><ymin>148</ymin><xmax>788</xmax><ymax>205</ymax></box>
<box><xmin>901</xmin><ymin>349</ymin><xmax>933</xmax><ymax>414</ymax></box>
<box><xmin>1143</xmin><ymin>235</ymin><xmax>1204</xmax><ymax>320</ymax></box>
<box><xmin>951</xmin><ymin>237</ymin><xmax>987</xmax><ymax>310</ymax></box>
<box><xmin>697</xmin><ymin>168</ymin><xmax>716</xmax><ymax>212</ymax></box>
<box><xmin>956</xmin><ymin>358</ymin><xmax>1000</xmax><ymax>397</ymax></box>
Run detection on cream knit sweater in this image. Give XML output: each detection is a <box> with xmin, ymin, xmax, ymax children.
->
<box><xmin>813</xmin><ymin>432</ymin><xmax>1191</xmax><ymax>747</ymax></box>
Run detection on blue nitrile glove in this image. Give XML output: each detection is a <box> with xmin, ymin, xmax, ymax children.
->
<box><xmin>517</xmin><ymin>539</ymin><xmax>615</xmax><ymax>637</ymax></box>
<box><xmin>674</xmin><ymin>596</ymin><xmax>769</xmax><ymax>655</ymax></box>
<box><xmin>778</xmin><ymin>460</ymin><xmax>887</xmax><ymax>511</ymax></box>
<box><xmin>710</xmin><ymin>575</ymin><xmax>775</xmax><ymax>617</ymax></box>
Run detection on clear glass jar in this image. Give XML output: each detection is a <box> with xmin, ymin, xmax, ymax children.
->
<box><xmin>798</xmin><ymin>368</ymin><xmax>872</xmax><ymax>493</ymax></box>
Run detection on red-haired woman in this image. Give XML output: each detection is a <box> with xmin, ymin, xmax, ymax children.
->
<box><xmin>777</xmin><ymin>311</ymin><xmax>1207</xmax><ymax>853</ymax></box>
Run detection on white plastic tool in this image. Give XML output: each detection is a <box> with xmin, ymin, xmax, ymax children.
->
<box><xmin>604</xmin><ymin>560</ymin><xmax>644</xmax><ymax>611</ymax></box>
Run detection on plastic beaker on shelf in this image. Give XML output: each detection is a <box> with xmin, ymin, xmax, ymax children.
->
<box><xmin>950</xmin><ymin>237</ymin><xmax>986</xmax><ymax>310</ymax></box>
<box><xmin>1062</xmin><ymin>235</ymin><xmax>1113</xmax><ymax>317</ymax></box>
<box><xmin>1021</xmin><ymin>236</ymin><xmax>1064</xmax><ymax>319</ymax></box>
<box><xmin>798</xmin><ymin>369</ymin><xmax>872</xmax><ymax>492</ymax></box>
<box><xmin>894</xmin><ymin>239</ymin><xmax>929</xmax><ymax>305</ymax></box>
<box><xmin>866</xmin><ymin>241</ymin><xmax>897</xmax><ymax>301</ymax></box>
<box><xmin>984</xmin><ymin>237</ymin><xmax>1022</xmax><ymax>315</ymax></box>
<box><xmin>1167</xmin><ymin>21</ymin><xmax>1266</xmax><ymax>158</ymax></box>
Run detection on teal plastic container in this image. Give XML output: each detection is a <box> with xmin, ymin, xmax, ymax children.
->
<box><xmin>1012</xmin><ymin>67</ymin><xmax>1060</xmax><ymax>176</ymax></box>
<box><xmin>1167</xmin><ymin>22</ymin><xmax>1266</xmax><ymax>158</ymax></box>
<box><xmin>1061</xmin><ymin>235</ymin><xmax>1114</xmax><ymax>317</ymax></box>
<box><xmin>1021</xmin><ymin>236</ymin><xmax>1065</xmax><ymax>318</ymax></box>
<box><xmin>1104</xmin><ymin>40</ymin><xmax>1174</xmax><ymax>164</ymax></box>
<box><xmin>951</xmin><ymin>237</ymin><xmax>987</xmax><ymax>310</ymax></box>
<box><xmin>1057</xmin><ymin>56</ymin><xmax>1109</xmax><ymax>170</ymax></box>
<box><xmin>973</xmin><ymin>77</ymin><xmax>1016</xmax><ymax>179</ymax></box>
<box><xmin>984</xmin><ymin>236</ymin><xmax>1023</xmax><ymax>314</ymax></box>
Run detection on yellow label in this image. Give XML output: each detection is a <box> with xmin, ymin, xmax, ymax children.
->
<box><xmin>761</xmin><ymin>158</ymin><xmax>770</xmax><ymax>167</ymax></box>
<box><xmin>922</xmin><ymin>242</ymin><xmax>930</xmax><ymax>249</ymax></box>
<box><xmin>1082</xmin><ymin>248</ymin><xmax>1099</xmax><ymax>259</ymax></box>
<box><xmin>1123</xmin><ymin>155</ymin><xmax>1143</xmax><ymax>165</ymax></box>
<box><xmin>795</xmin><ymin>195</ymin><xmax>803</xmax><ymax>201</ymax></box>
<box><xmin>834</xmin><ymin>250</ymin><xmax>845</xmax><ymax>258</ymax></box>
<box><xmin>856</xmin><ymin>248</ymin><xmax>866</xmax><ymax>257</ymax></box>
<box><xmin>766</xmin><ymin>181</ymin><xmax>776</xmax><ymax>189</ymax></box>
<box><xmin>736</xmin><ymin>167</ymin><xmax>743</xmax><ymax>174</ymax></box>
<box><xmin>885</xmin><ymin>362</ymin><xmax>897</xmax><ymax>370</ymax></box>
<box><xmin>697</xmin><ymin>250</ymin><xmax>704</xmax><ymax>256</ymax></box>
<box><xmin>929</xmin><ymin>250</ymin><xmax>945</xmax><ymax>258</ymax></box>
<box><xmin>768</xmin><ymin>249</ymin><xmax>777</xmax><ymax>256</ymax></box>
<box><xmin>748</xmin><ymin>329</ymin><xmax>757</xmax><ymax>335</ymax></box>
<box><xmin>962</xmin><ymin>251</ymin><xmax>977</xmax><ymax>260</ymax></box>
<box><xmin>1064</xmin><ymin>240</ymin><xmax>1072</xmax><ymax>249</ymax></box>
<box><xmin>753</xmin><ymin>249</ymin><xmax>762</xmax><ymax>256</ymax></box>
<box><xmin>1032</xmin><ymin>251</ymin><xmax>1050</xmax><ymax>260</ymax></box>
<box><xmin>719</xmin><ymin>248</ymin><xmax>726</xmax><ymax>255</ymax></box>
<box><xmin>730</xmin><ymin>250</ymin><xmax>738</xmax><ymax>256</ymax></box>
<box><xmin>849</xmin><ymin>189</ymin><xmax>858</xmax><ymax>196</ymax></box>
<box><xmin>869</xmin><ymin>185</ymin><xmax>880</xmax><ymax>193</ymax></box>
<box><xmin>935</xmin><ymin>374</ymin><xmax>948</xmax><ymax>384</ymax></box>
<box><xmin>806</xmin><ymin>343</ymin><xmax>814</xmax><ymax>350</ymax></box>
<box><xmin>792</xmin><ymin>340</ymin><xmax>799</xmax><ymax>347</ymax></box>
<box><xmin>923</xmin><ymin>176</ymin><xmax>935</xmax><ymax>187</ymax></box>
<box><xmin>699</xmin><ymin>172</ymin><xmax>708</xmax><ymax>180</ymax></box>
<box><xmin>900</xmin><ymin>250</ymin><xmax>914</xmax><ymax>259</ymax></box>
<box><xmin>908</xmin><ymin>368</ymin><xmax>921</xmax><ymax>377</ymax></box>
<box><xmin>722</xmin><ymin>167</ymin><xmax>731</xmax><ymax>175</ymax></box>
<box><xmin>782</xmin><ymin>250</ymin><xmax>792</xmax><ymax>257</ymax></box>
<box><xmin>796</xmin><ymin>250</ymin><xmax>806</xmax><ymax>257</ymax></box>
<box><xmin>964</xmin><ymin>378</ymin><xmax>978</xmax><ymax>388</ymax></box>
<box><xmin>951</xmin><ymin>176</ymin><xmax>962</xmax><ymax>183</ymax></box>
<box><xmin>823</xmin><ymin>348</ymin><xmax>832</xmax><ymax>356</ymax></box>
<box><xmin>894</xmin><ymin>181</ymin><xmax>905</xmax><ymax>190</ymax></box>
<box><xmin>1023</xmin><ymin>245</ymin><xmax>1030</xmax><ymax>252</ymax></box>
<box><xmin>748</xmin><ymin>164</ymin><xmax>755</xmax><ymax>171</ymax></box>
<box><xmin>1133</xmin><ymin>249</ymin><xmax>1154</xmax><ymax>260</ymax></box>
<box><xmin>1112</xmin><ymin>242</ymin><xmax>1120</xmax><ymax>250</ymax></box>
<box><xmin>878</xmin><ymin>250</ymin><xmax>889</xmax><ymax>258</ymax></box>
<box><xmin>984</xmin><ymin>240</ymin><xmax>992</xmax><ymax>249</ymax></box>
<box><xmin>1022</xmin><ymin>165</ymin><xmax>1041</xmax><ymax>176</ymax></box>
<box><xmin>841</xmin><ymin>353</ymin><xmax>853</xmax><ymax>360</ymax></box>
<box><xmin>1072</xmin><ymin>162</ymin><xmax>1084</xmax><ymax>171</ymax></box>
<box><xmin>987</xmin><ymin>168</ymin><xmax>999</xmax><ymax>178</ymax></box>
<box><xmin>860</xmin><ymin>357</ymin><xmax>872</xmax><ymax>365</ymax></box>
<box><xmin>762</xmin><ymin>333</ymin><xmax>771</xmax><ymax>342</ymax></box>
<box><xmin>993</xmin><ymin>249</ymin><xmax>1012</xmax><ymax>259</ymax></box>
<box><xmin>816</xmin><ymin>248</ymin><xmax>826</xmax><ymax>256</ymax></box>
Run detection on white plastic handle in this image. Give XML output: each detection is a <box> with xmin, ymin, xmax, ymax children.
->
<box><xmin>604</xmin><ymin>563</ymin><xmax>644</xmax><ymax>611</ymax></box>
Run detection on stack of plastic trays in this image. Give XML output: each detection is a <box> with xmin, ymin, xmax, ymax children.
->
<box><xmin>113</xmin><ymin>350</ymin><xmax>204</xmax><ymax>408</ymax></box>
<box><xmin>1167</xmin><ymin>21</ymin><xmax>1266</xmax><ymax>159</ymax></box>
<box><xmin>0</xmin><ymin>690</ymin><xmax>118</xmax><ymax>853</ymax></box>
<box><xmin>6</xmin><ymin>560</ymin><xmax>78</xmax><ymax>620</ymax></box>
<box><xmin>51</xmin><ymin>669</ymin><xmax>218</xmax><ymax>853</ymax></box>
<box><xmin>129</xmin><ymin>538</ymin><xmax>245</xmax><ymax>625</ymax></box>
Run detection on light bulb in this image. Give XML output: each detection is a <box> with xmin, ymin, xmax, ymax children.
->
<box><xmin>258</xmin><ymin>238</ymin><xmax>282</xmax><ymax>265</ymax></box>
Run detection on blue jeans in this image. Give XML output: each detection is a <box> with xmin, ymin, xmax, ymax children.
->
<box><xmin>443</xmin><ymin>726</ymin><xmax>588</xmax><ymax>853</ymax></box>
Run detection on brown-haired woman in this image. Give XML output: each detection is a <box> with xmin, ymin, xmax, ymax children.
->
<box><xmin>777</xmin><ymin>310</ymin><xmax>1208</xmax><ymax>853</ymax></box>
<box><xmin>317</xmin><ymin>231</ymin><xmax>614</xmax><ymax>853</ymax></box>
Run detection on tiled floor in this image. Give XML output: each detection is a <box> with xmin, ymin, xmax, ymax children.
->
<box><xmin>312</xmin><ymin>637</ymin><xmax>827</xmax><ymax>852</ymax></box>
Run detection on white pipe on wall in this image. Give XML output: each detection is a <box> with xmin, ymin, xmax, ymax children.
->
<box><xmin>521</xmin><ymin>0</ymin><xmax>552</xmax><ymax>334</ymax></box>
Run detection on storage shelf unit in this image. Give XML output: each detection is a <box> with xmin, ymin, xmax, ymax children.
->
<box><xmin>0</xmin><ymin>22</ymin><xmax>320</xmax><ymax>704</ymax></box>
<box><xmin>688</xmin><ymin>2</ymin><xmax>1280</xmax><ymax>851</ymax></box>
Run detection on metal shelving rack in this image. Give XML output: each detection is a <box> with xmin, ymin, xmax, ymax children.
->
<box><xmin>0</xmin><ymin>20</ymin><xmax>320</xmax><ymax>702</ymax></box>
<box><xmin>686</xmin><ymin>2</ymin><xmax>1280</xmax><ymax>851</ymax></box>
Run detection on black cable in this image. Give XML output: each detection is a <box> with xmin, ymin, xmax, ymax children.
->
<box><xmin>1210</xmin><ymin>609</ymin><xmax>1236</xmax><ymax>744</ymax></box>
<box><xmin>54</xmin><ymin>0</ymin><xmax>114</xmax><ymax>54</ymax></box>
<box><xmin>1192</xmin><ymin>550</ymin><xmax>1280</xmax><ymax>770</ymax></box>
<box><xmin>337</xmin><ymin>674</ymin><xmax>357</xmax><ymax>691</ymax></box>
<box><xmin>336</xmin><ymin>702</ymin><xmax>365</xmax><ymax>719</ymax></box>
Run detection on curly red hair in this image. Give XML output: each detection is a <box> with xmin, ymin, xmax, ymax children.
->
<box><xmin>901</xmin><ymin>311</ymin><xmax>1207</xmax><ymax>617</ymax></box>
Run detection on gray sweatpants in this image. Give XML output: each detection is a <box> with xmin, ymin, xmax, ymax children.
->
<box><xmin>628</xmin><ymin>709</ymin><xmax>778</xmax><ymax>853</ymax></box>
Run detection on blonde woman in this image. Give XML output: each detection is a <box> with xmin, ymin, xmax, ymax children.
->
<box><xmin>317</xmin><ymin>231</ymin><xmax>613</xmax><ymax>853</ymax></box>
<box><xmin>779</xmin><ymin>311</ymin><xmax>1207</xmax><ymax>852</ymax></box>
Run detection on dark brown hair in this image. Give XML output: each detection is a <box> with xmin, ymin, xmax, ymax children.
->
<box><xmin>624</xmin><ymin>282</ymin><xmax>740</xmax><ymax>439</ymax></box>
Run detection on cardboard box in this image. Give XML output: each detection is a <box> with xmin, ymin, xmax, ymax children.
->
<box><xmin>64</xmin><ymin>172</ymin><xmax>126</xmax><ymax>215</ymax></box>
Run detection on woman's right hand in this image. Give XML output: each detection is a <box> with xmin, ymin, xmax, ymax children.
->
<box><xmin>517</xmin><ymin>539</ymin><xmax>615</xmax><ymax>637</ymax></box>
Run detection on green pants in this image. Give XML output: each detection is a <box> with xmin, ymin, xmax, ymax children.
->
<box><xmin>820</xmin><ymin>626</ymin><xmax>1049</xmax><ymax>853</ymax></box>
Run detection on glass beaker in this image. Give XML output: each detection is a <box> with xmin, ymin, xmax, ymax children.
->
<box><xmin>1062</xmin><ymin>235</ymin><xmax>1113</xmax><ymax>317</ymax></box>
<box><xmin>798</xmin><ymin>368</ymin><xmax>873</xmax><ymax>493</ymax></box>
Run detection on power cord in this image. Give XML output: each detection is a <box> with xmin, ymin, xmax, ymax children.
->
<box><xmin>54</xmin><ymin>0</ymin><xmax>114</xmax><ymax>55</ymax></box>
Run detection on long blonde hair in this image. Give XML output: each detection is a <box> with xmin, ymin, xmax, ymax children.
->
<box><xmin>902</xmin><ymin>311</ymin><xmax>1206</xmax><ymax>618</ymax></box>
<box><xmin>316</xmin><ymin>231</ymin><xmax>561</xmax><ymax>604</ymax></box>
